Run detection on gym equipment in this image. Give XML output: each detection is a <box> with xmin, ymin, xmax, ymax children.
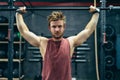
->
<box><xmin>0</xmin><ymin>5</ymin><xmax>120</xmax><ymax>11</ymax></box>
<box><xmin>0</xmin><ymin>50</ymin><xmax>6</xmax><ymax>58</ymax></box>
<box><xmin>3</xmin><ymin>68</ymin><xmax>20</xmax><ymax>78</ymax></box>
<box><xmin>105</xmin><ymin>24</ymin><xmax>115</xmax><ymax>38</ymax></box>
<box><xmin>13</xmin><ymin>68</ymin><xmax>19</xmax><ymax>78</ymax></box>
<box><xmin>0</xmin><ymin>16</ymin><xmax>8</xmax><ymax>23</ymax></box>
<box><xmin>0</xmin><ymin>68</ymin><xmax>3</xmax><ymax>77</ymax></box>
<box><xmin>104</xmin><ymin>40</ymin><xmax>114</xmax><ymax>51</ymax></box>
<box><xmin>14</xmin><ymin>50</ymin><xmax>24</xmax><ymax>59</ymax></box>
<box><xmin>3</xmin><ymin>68</ymin><xmax>9</xmax><ymax>77</ymax></box>
<box><xmin>14</xmin><ymin>32</ymin><xmax>20</xmax><ymax>40</ymax></box>
<box><xmin>105</xmin><ymin>70</ymin><xmax>114</xmax><ymax>80</ymax></box>
<box><xmin>0</xmin><ymin>32</ymin><xmax>6</xmax><ymax>40</ymax></box>
<box><xmin>105</xmin><ymin>55</ymin><xmax>115</xmax><ymax>67</ymax></box>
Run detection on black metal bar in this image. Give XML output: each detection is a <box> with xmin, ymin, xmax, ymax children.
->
<box><xmin>0</xmin><ymin>6</ymin><xmax>120</xmax><ymax>11</ymax></box>
<box><xmin>100</xmin><ymin>0</ymin><xmax>106</xmax><ymax>80</ymax></box>
<box><xmin>8</xmin><ymin>0</ymin><xmax>14</xmax><ymax>80</ymax></box>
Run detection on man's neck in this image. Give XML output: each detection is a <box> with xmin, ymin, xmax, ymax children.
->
<box><xmin>52</xmin><ymin>37</ymin><xmax>63</xmax><ymax>41</ymax></box>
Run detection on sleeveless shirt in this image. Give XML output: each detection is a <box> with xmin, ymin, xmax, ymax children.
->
<box><xmin>42</xmin><ymin>38</ymin><xmax>72</xmax><ymax>80</ymax></box>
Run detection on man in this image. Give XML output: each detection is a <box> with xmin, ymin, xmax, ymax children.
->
<box><xmin>16</xmin><ymin>5</ymin><xmax>99</xmax><ymax>80</ymax></box>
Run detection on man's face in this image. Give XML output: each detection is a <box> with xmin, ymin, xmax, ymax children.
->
<box><xmin>49</xmin><ymin>20</ymin><xmax>65</xmax><ymax>40</ymax></box>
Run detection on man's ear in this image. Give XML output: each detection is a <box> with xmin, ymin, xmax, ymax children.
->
<box><xmin>64</xmin><ymin>23</ymin><xmax>66</xmax><ymax>28</ymax></box>
<box><xmin>48</xmin><ymin>26</ymin><xmax>50</xmax><ymax>30</ymax></box>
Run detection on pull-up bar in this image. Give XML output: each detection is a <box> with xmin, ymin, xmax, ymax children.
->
<box><xmin>0</xmin><ymin>5</ymin><xmax>120</xmax><ymax>11</ymax></box>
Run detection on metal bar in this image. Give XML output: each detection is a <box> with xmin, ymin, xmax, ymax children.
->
<box><xmin>0</xmin><ymin>6</ymin><xmax>120</xmax><ymax>11</ymax></box>
<box><xmin>8</xmin><ymin>0</ymin><xmax>14</xmax><ymax>79</ymax></box>
<box><xmin>28</xmin><ymin>46</ymin><xmax>39</xmax><ymax>50</ymax></box>
<box><xmin>100</xmin><ymin>0</ymin><xmax>106</xmax><ymax>80</ymax></box>
<box><xmin>76</xmin><ymin>47</ymin><xmax>90</xmax><ymax>50</ymax></box>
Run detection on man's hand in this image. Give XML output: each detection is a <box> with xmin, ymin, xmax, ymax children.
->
<box><xmin>16</xmin><ymin>6</ymin><xmax>27</xmax><ymax>14</ymax></box>
<box><xmin>89</xmin><ymin>5</ymin><xmax>100</xmax><ymax>14</ymax></box>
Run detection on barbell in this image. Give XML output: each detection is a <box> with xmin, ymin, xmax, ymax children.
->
<box><xmin>0</xmin><ymin>5</ymin><xmax>120</xmax><ymax>11</ymax></box>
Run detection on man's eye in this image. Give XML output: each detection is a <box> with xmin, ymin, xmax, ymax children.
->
<box><xmin>58</xmin><ymin>25</ymin><xmax>62</xmax><ymax>28</ymax></box>
<box><xmin>52</xmin><ymin>26</ymin><xmax>56</xmax><ymax>28</ymax></box>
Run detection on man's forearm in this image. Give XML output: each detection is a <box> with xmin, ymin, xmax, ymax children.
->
<box><xmin>85</xmin><ymin>13</ymin><xmax>99</xmax><ymax>34</ymax></box>
<box><xmin>16</xmin><ymin>13</ymin><xmax>29</xmax><ymax>34</ymax></box>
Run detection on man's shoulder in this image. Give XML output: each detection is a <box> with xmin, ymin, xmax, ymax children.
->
<box><xmin>67</xmin><ymin>36</ymin><xmax>76</xmax><ymax>47</ymax></box>
<box><xmin>39</xmin><ymin>36</ymin><xmax>49</xmax><ymax>42</ymax></box>
<box><xmin>67</xmin><ymin>36</ymin><xmax>75</xmax><ymax>41</ymax></box>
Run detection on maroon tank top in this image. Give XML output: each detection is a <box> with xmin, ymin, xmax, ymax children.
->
<box><xmin>42</xmin><ymin>38</ymin><xmax>72</xmax><ymax>80</ymax></box>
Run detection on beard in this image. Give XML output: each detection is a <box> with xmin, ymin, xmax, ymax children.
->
<box><xmin>52</xmin><ymin>33</ymin><xmax>64</xmax><ymax>39</ymax></box>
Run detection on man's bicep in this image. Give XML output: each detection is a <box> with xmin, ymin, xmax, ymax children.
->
<box><xmin>73</xmin><ymin>30</ymin><xmax>89</xmax><ymax>46</ymax></box>
<box><xmin>22</xmin><ymin>31</ymin><xmax>41</xmax><ymax>47</ymax></box>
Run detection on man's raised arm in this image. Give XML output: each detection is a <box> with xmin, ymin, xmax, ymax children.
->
<box><xmin>71</xmin><ymin>5</ymin><xmax>100</xmax><ymax>47</ymax></box>
<box><xmin>16</xmin><ymin>7</ymin><xmax>40</xmax><ymax>47</ymax></box>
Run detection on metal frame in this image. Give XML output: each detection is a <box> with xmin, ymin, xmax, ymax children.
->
<box><xmin>100</xmin><ymin>0</ymin><xmax>107</xmax><ymax>80</ymax></box>
<box><xmin>8</xmin><ymin>0</ymin><xmax>14</xmax><ymax>80</ymax></box>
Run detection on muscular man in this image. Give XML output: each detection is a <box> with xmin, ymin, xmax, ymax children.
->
<box><xmin>16</xmin><ymin>5</ymin><xmax>99</xmax><ymax>80</ymax></box>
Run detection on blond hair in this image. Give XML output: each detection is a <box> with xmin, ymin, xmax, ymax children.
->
<box><xmin>47</xmin><ymin>11</ymin><xmax>66</xmax><ymax>26</ymax></box>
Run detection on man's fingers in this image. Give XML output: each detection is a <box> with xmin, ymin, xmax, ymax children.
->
<box><xmin>16</xmin><ymin>6</ymin><xmax>27</xmax><ymax>14</ymax></box>
<box><xmin>89</xmin><ymin>5</ymin><xmax>100</xmax><ymax>13</ymax></box>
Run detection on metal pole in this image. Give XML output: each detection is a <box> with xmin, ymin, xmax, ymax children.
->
<box><xmin>100</xmin><ymin>0</ymin><xmax>106</xmax><ymax>80</ymax></box>
<box><xmin>0</xmin><ymin>6</ymin><xmax>120</xmax><ymax>11</ymax></box>
<box><xmin>8</xmin><ymin>0</ymin><xmax>15</xmax><ymax>80</ymax></box>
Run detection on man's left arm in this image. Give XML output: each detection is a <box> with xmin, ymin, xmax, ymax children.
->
<box><xmin>71</xmin><ymin>6</ymin><xmax>100</xmax><ymax>47</ymax></box>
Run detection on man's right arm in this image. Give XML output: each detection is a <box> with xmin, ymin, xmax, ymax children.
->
<box><xmin>16</xmin><ymin>12</ymin><xmax>41</xmax><ymax>47</ymax></box>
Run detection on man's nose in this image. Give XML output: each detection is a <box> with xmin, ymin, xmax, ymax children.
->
<box><xmin>55</xmin><ymin>27</ymin><xmax>60</xmax><ymax>31</ymax></box>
